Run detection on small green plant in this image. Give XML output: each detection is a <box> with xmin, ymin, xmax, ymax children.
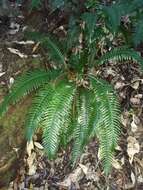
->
<box><xmin>1</xmin><ymin>1</ymin><xmax>143</xmax><ymax>175</ymax></box>
<box><xmin>30</xmin><ymin>0</ymin><xmax>42</xmax><ymax>10</ymax></box>
<box><xmin>97</xmin><ymin>0</ymin><xmax>143</xmax><ymax>46</ymax></box>
<box><xmin>29</xmin><ymin>0</ymin><xmax>143</xmax><ymax>46</ymax></box>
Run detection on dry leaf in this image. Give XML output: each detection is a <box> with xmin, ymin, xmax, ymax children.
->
<box><xmin>131</xmin><ymin>172</ymin><xmax>136</xmax><ymax>185</ymax></box>
<box><xmin>134</xmin><ymin>157</ymin><xmax>143</xmax><ymax>168</ymax></box>
<box><xmin>97</xmin><ymin>147</ymin><xmax>101</xmax><ymax>160</ymax></box>
<box><xmin>58</xmin><ymin>166</ymin><xmax>85</xmax><ymax>188</ymax></box>
<box><xmin>121</xmin><ymin>113</ymin><xmax>128</xmax><ymax>127</ymax></box>
<box><xmin>131</xmin><ymin>116</ymin><xmax>138</xmax><ymax>133</ymax></box>
<box><xmin>79</xmin><ymin>164</ymin><xmax>88</xmax><ymax>175</ymax></box>
<box><xmin>27</xmin><ymin>152</ymin><xmax>36</xmax><ymax>175</ymax></box>
<box><xmin>127</xmin><ymin>136</ymin><xmax>140</xmax><ymax>163</ymax></box>
<box><xmin>138</xmin><ymin>175</ymin><xmax>143</xmax><ymax>183</ymax></box>
<box><xmin>134</xmin><ymin>94</ymin><xmax>143</xmax><ymax>98</ymax></box>
<box><xmin>14</xmin><ymin>40</ymin><xmax>35</xmax><ymax>45</ymax></box>
<box><xmin>104</xmin><ymin>67</ymin><xmax>116</xmax><ymax>76</ymax></box>
<box><xmin>32</xmin><ymin>42</ymin><xmax>40</xmax><ymax>53</ymax></box>
<box><xmin>131</xmin><ymin>81</ymin><xmax>140</xmax><ymax>90</ymax></box>
<box><xmin>9</xmin><ymin>77</ymin><xmax>14</xmax><ymax>85</ymax></box>
<box><xmin>112</xmin><ymin>158</ymin><xmax>122</xmax><ymax>170</ymax></box>
<box><xmin>9</xmin><ymin>22</ymin><xmax>20</xmax><ymax>35</ymax></box>
<box><xmin>0</xmin><ymin>72</ymin><xmax>5</xmax><ymax>77</ymax></box>
<box><xmin>85</xmin><ymin>165</ymin><xmax>99</xmax><ymax>182</ymax></box>
<box><xmin>27</xmin><ymin>141</ymin><xmax>34</xmax><ymax>157</ymax></box>
<box><xmin>130</xmin><ymin>97</ymin><xmax>140</xmax><ymax>105</ymax></box>
<box><xmin>7</xmin><ymin>48</ymin><xmax>28</xmax><ymax>58</ymax></box>
<box><xmin>114</xmin><ymin>82</ymin><xmax>125</xmax><ymax>89</ymax></box>
<box><xmin>34</xmin><ymin>142</ymin><xmax>44</xmax><ymax>150</ymax></box>
<box><xmin>119</xmin><ymin>91</ymin><xmax>126</xmax><ymax>99</ymax></box>
<box><xmin>115</xmin><ymin>145</ymin><xmax>122</xmax><ymax>151</ymax></box>
<box><xmin>121</xmin><ymin>157</ymin><xmax>125</xmax><ymax>165</ymax></box>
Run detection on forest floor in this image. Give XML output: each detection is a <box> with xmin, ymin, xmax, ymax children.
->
<box><xmin>0</xmin><ymin>4</ymin><xmax>143</xmax><ymax>190</ymax></box>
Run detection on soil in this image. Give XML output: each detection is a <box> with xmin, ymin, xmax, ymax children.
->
<box><xmin>0</xmin><ymin>2</ymin><xmax>143</xmax><ymax>190</ymax></box>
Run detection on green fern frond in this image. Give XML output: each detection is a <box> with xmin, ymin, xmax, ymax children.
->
<box><xmin>30</xmin><ymin>0</ymin><xmax>41</xmax><ymax>9</ymax></box>
<box><xmin>133</xmin><ymin>18</ymin><xmax>143</xmax><ymax>46</ymax></box>
<box><xmin>90</xmin><ymin>76</ymin><xmax>121</xmax><ymax>133</ymax></box>
<box><xmin>26</xmin><ymin>84</ymin><xmax>55</xmax><ymax>141</ymax></box>
<box><xmin>60</xmin><ymin>94</ymin><xmax>78</xmax><ymax>148</ymax></box>
<box><xmin>129</xmin><ymin>0</ymin><xmax>143</xmax><ymax>11</ymax></box>
<box><xmin>99</xmin><ymin>92</ymin><xmax>120</xmax><ymax>148</ymax></box>
<box><xmin>97</xmin><ymin>124</ymin><xmax>114</xmax><ymax>175</ymax></box>
<box><xmin>66</xmin><ymin>16</ymin><xmax>80</xmax><ymax>49</ymax></box>
<box><xmin>41</xmin><ymin>82</ymin><xmax>76</xmax><ymax>159</ymax></box>
<box><xmin>97</xmin><ymin>47</ymin><xmax>143</xmax><ymax>68</ymax></box>
<box><xmin>41</xmin><ymin>37</ymin><xmax>66</xmax><ymax>66</ymax></box>
<box><xmin>103</xmin><ymin>3</ymin><xmax>123</xmax><ymax>33</ymax></box>
<box><xmin>82</xmin><ymin>12</ymin><xmax>97</xmax><ymax>42</ymax></box>
<box><xmin>0</xmin><ymin>70</ymin><xmax>57</xmax><ymax>116</ymax></box>
<box><xmin>25</xmin><ymin>32</ymin><xmax>65</xmax><ymax>66</ymax></box>
<box><xmin>49</xmin><ymin>0</ymin><xmax>65</xmax><ymax>10</ymax></box>
<box><xmin>102</xmin><ymin>0</ymin><xmax>143</xmax><ymax>33</ymax></box>
<box><xmin>90</xmin><ymin>76</ymin><xmax>121</xmax><ymax>174</ymax></box>
<box><xmin>88</xmin><ymin>98</ymin><xmax>101</xmax><ymax>139</ymax></box>
<box><xmin>72</xmin><ymin>90</ymin><xmax>92</xmax><ymax>163</ymax></box>
<box><xmin>59</xmin><ymin>115</ymin><xmax>78</xmax><ymax>149</ymax></box>
<box><xmin>85</xmin><ymin>0</ymin><xmax>101</xmax><ymax>9</ymax></box>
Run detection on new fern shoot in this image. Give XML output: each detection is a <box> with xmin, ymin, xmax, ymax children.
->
<box><xmin>1</xmin><ymin>1</ymin><xmax>143</xmax><ymax>175</ymax></box>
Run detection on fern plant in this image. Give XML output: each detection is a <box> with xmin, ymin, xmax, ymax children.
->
<box><xmin>99</xmin><ymin>0</ymin><xmax>143</xmax><ymax>46</ymax></box>
<box><xmin>1</xmin><ymin>3</ymin><xmax>143</xmax><ymax>175</ymax></box>
<box><xmin>29</xmin><ymin>0</ymin><xmax>143</xmax><ymax>46</ymax></box>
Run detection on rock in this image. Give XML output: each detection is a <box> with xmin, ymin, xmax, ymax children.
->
<box><xmin>0</xmin><ymin>97</ymin><xmax>31</xmax><ymax>188</ymax></box>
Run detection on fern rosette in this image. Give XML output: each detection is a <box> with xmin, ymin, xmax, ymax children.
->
<box><xmin>1</xmin><ymin>5</ymin><xmax>143</xmax><ymax>174</ymax></box>
<box><xmin>0</xmin><ymin>68</ymin><xmax>121</xmax><ymax>174</ymax></box>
